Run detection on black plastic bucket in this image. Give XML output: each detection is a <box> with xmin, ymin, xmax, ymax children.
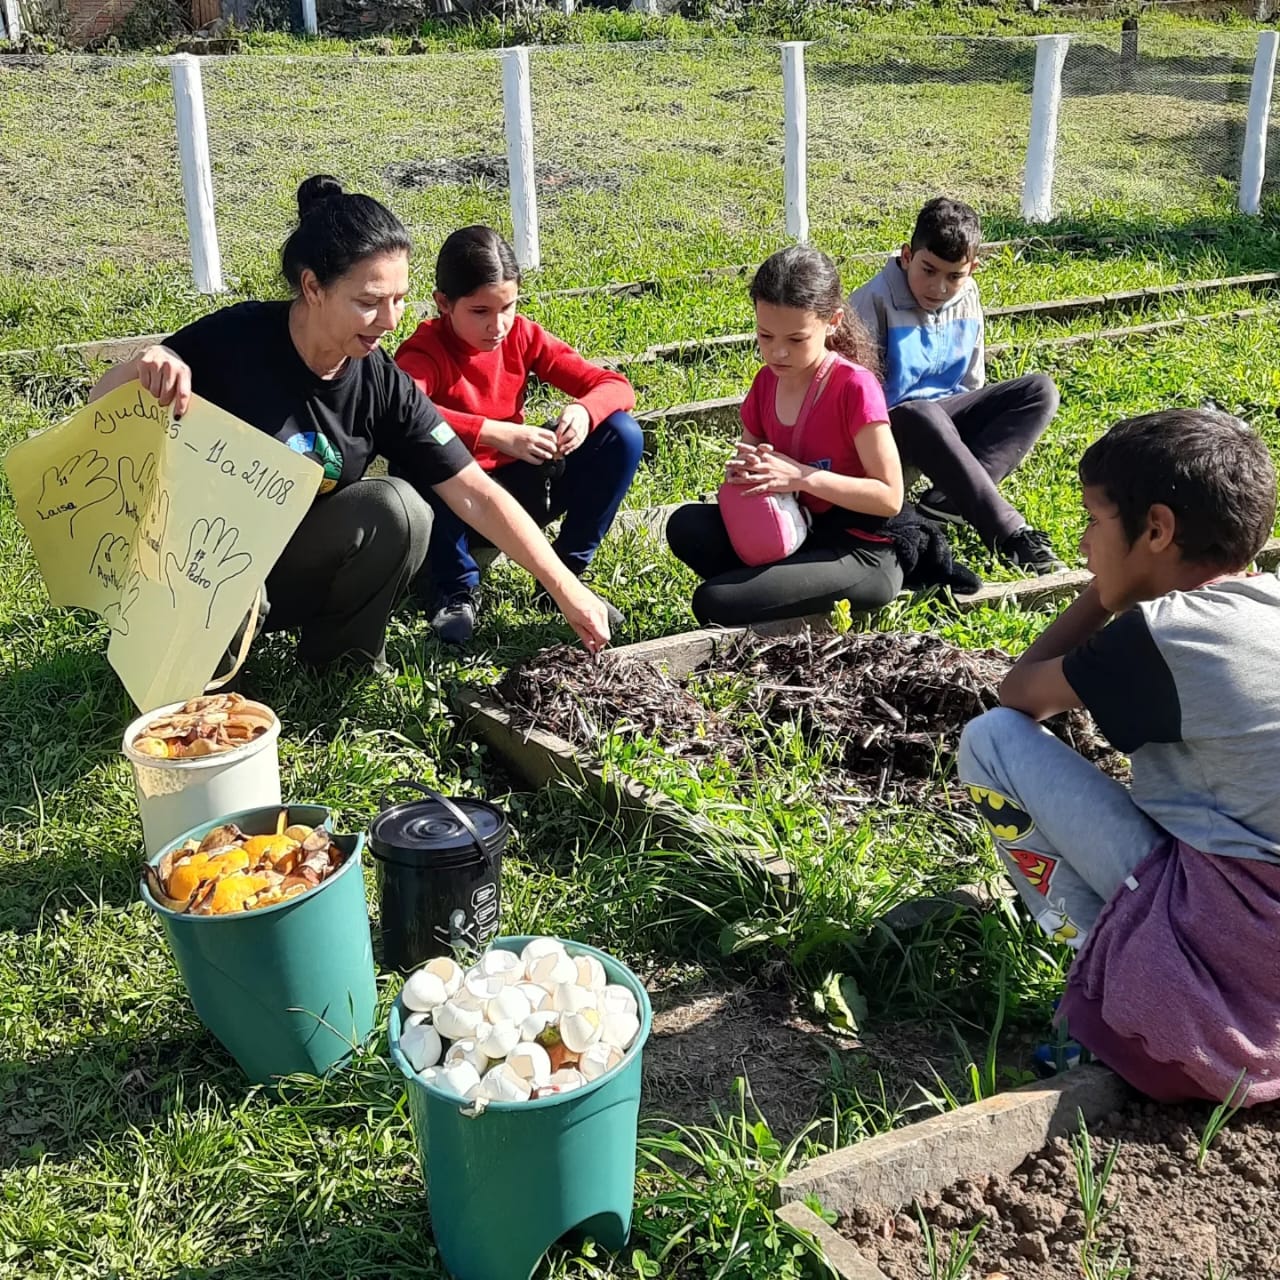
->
<box><xmin>368</xmin><ymin>780</ymin><xmax>508</xmax><ymax>973</ymax></box>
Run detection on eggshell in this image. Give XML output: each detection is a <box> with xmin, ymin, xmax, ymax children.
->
<box><xmin>401</xmin><ymin>969</ymin><xmax>449</xmax><ymax>1013</ymax></box>
<box><xmin>487</xmin><ymin>986</ymin><xmax>533</xmax><ymax>1026</ymax></box>
<box><xmin>445</xmin><ymin>1037</ymin><xmax>491</xmax><ymax>1072</ymax></box>
<box><xmin>527</xmin><ymin>950</ymin><xmax>577</xmax><ymax>987</ymax></box>
<box><xmin>520</xmin><ymin>1009</ymin><xmax>560</xmax><ymax>1042</ymax></box>
<box><xmin>601</xmin><ymin>984</ymin><xmax>639</xmax><ymax>1018</ymax></box>
<box><xmin>516</xmin><ymin>982</ymin><xmax>550</xmax><ymax>1011</ymax></box>
<box><xmin>578</xmin><ymin>1042</ymin><xmax>624</xmax><ymax>1081</ymax></box>
<box><xmin>551</xmin><ymin>982</ymin><xmax>597</xmax><ymax>1014</ymax></box>
<box><xmin>573</xmin><ymin>954</ymin><xmax>607</xmax><ymax>992</ymax></box>
<box><xmin>508</xmin><ymin>1040</ymin><xmax>553</xmax><ymax>1086</ymax></box>
<box><xmin>434</xmin><ymin>998</ymin><xmax>484</xmax><ymax>1042</ymax></box>
<box><xmin>601</xmin><ymin>1010</ymin><xmax>640</xmax><ymax>1051</ymax></box>
<box><xmin>476</xmin><ymin>949</ymin><xmax>522</xmax><ymax>984</ymax></box>
<box><xmin>520</xmin><ymin>936</ymin><xmax>566</xmax><ymax>969</ymax></box>
<box><xmin>423</xmin><ymin>955</ymin><xmax>464</xmax><ymax>997</ymax></box>
<box><xmin>561</xmin><ymin>1008</ymin><xmax>603</xmax><ymax>1055</ymax></box>
<box><xmin>478</xmin><ymin>1062</ymin><xmax>533</xmax><ymax>1102</ymax></box>
<box><xmin>463</xmin><ymin>972</ymin><xmax>509</xmax><ymax>1002</ymax></box>
<box><xmin>436</xmin><ymin>1061</ymin><xmax>481</xmax><ymax>1099</ymax></box>
<box><xmin>538</xmin><ymin>1067</ymin><xmax>587</xmax><ymax>1096</ymax></box>
<box><xmin>400</xmin><ymin>1015</ymin><xmax>443</xmax><ymax>1072</ymax></box>
<box><xmin>476</xmin><ymin>1019</ymin><xmax>521</xmax><ymax>1062</ymax></box>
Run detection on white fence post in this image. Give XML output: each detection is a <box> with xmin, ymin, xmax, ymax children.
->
<box><xmin>300</xmin><ymin>0</ymin><xmax>318</xmax><ymax>35</ymax></box>
<box><xmin>1021</xmin><ymin>34</ymin><xmax>1070</xmax><ymax>224</ymax></box>
<box><xmin>1240</xmin><ymin>30</ymin><xmax>1279</xmax><ymax>215</ymax></box>
<box><xmin>169</xmin><ymin>55</ymin><xmax>225</xmax><ymax>294</ymax></box>
<box><xmin>631</xmin><ymin>0</ymin><xmax>659</xmax><ymax>13</ymax></box>
<box><xmin>781</xmin><ymin>41</ymin><xmax>809</xmax><ymax>243</ymax></box>
<box><xmin>502</xmin><ymin>47</ymin><xmax>540</xmax><ymax>271</ymax></box>
<box><xmin>1</xmin><ymin>0</ymin><xmax>22</xmax><ymax>42</ymax></box>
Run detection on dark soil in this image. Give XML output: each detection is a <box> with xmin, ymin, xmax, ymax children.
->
<box><xmin>499</xmin><ymin>631</ymin><xmax>1127</xmax><ymax>810</ymax></box>
<box><xmin>639</xmin><ymin>981</ymin><xmax>979</xmax><ymax>1144</ymax></box>
<box><xmin>846</xmin><ymin>1096</ymin><xmax>1280</xmax><ymax>1279</ymax></box>
<box><xmin>383</xmin><ymin>155</ymin><xmax>620</xmax><ymax>197</ymax></box>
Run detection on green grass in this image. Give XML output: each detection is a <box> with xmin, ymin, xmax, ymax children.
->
<box><xmin>5</xmin><ymin>13</ymin><xmax>1280</xmax><ymax>1272</ymax></box>
<box><xmin>3</xmin><ymin>14</ymin><xmax>1280</xmax><ymax>350</ymax></box>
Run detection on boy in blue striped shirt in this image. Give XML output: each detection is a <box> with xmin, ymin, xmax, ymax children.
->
<box><xmin>849</xmin><ymin>197</ymin><xmax>1065</xmax><ymax>575</ymax></box>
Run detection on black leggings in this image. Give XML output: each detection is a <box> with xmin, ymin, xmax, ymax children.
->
<box><xmin>666</xmin><ymin>502</ymin><xmax>905</xmax><ymax>627</ymax></box>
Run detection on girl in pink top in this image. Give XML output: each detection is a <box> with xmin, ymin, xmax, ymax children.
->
<box><xmin>667</xmin><ymin>246</ymin><xmax>906</xmax><ymax>626</ymax></box>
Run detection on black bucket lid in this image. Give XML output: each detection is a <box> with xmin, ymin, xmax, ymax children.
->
<box><xmin>369</xmin><ymin>781</ymin><xmax>507</xmax><ymax>869</ymax></box>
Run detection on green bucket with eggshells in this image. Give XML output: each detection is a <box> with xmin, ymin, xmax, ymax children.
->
<box><xmin>387</xmin><ymin>935</ymin><xmax>652</xmax><ymax>1280</ymax></box>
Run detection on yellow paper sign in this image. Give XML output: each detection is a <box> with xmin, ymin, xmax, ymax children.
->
<box><xmin>5</xmin><ymin>383</ymin><xmax>322</xmax><ymax>710</ymax></box>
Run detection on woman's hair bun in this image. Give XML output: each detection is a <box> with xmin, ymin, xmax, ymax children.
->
<box><xmin>296</xmin><ymin>174</ymin><xmax>345</xmax><ymax>220</ymax></box>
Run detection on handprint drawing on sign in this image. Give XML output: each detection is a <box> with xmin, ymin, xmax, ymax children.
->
<box><xmin>164</xmin><ymin>516</ymin><xmax>253</xmax><ymax>628</ymax></box>
<box><xmin>36</xmin><ymin>450</ymin><xmax>117</xmax><ymax>535</ymax></box>
<box><xmin>90</xmin><ymin>532</ymin><xmax>131</xmax><ymax>593</ymax></box>
<box><xmin>117</xmin><ymin>453</ymin><xmax>156</xmax><ymax>524</ymax></box>
<box><xmin>102</xmin><ymin>568</ymin><xmax>142</xmax><ymax>636</ymax></box>
<box><xmin>137</xmin><ymin>487</ymin><xmax>170</xmax><ymax>580</ymax></box>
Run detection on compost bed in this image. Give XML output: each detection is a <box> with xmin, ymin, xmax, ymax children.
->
<box><xmin>853</xmin><ymin>1096</ymin><xmax>1280</xmax><ymax>1279</ymax></box>
<box><xmin>498</xmin><ymin>630</ymin><xmax>1126</xmax><ymax>816</ymax></box>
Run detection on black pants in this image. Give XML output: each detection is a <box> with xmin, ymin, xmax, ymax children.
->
<box><xmin>230</xmin><ymin>477</ymin><xmax>433</xmax><ymax>673</ymax></box>
<box><xmin>666</xmin><ymin>502</ymin><xmax>905</xmax><ymax>627</ymax></box>
<box><xmin>889</xmin><ymin>373</ymin><xmax>1059</xmax><ymax>546</ymax></box>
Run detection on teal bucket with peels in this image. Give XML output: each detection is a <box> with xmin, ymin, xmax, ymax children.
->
<box><xmin>140</xmin><ymin>804</ymin><xmax>376</xmax><ymax>1084</ymax></box>
<box><xmin>388</xmin><ymin>936</ymin><xmax>653</xmax><ymax>1280</ymax></box>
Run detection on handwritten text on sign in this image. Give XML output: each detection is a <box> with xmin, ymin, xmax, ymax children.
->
<box><xmin>4</xmin><ymin>384</ymin><xmax>320</xmax><ymax>710</ymax></box>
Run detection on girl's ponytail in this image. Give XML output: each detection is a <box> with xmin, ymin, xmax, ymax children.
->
<box><xmin>827</xmin><ymin>310</ymin><xmax>881</xmax><ymax>378</ymax></box>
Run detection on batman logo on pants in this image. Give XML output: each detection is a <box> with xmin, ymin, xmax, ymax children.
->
<box><xmin>967</xmin><ymin>785</ymin><xmax>1036</xmax><ymax>841</ymax></box>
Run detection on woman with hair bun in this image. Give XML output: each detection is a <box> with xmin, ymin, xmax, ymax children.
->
<box><xmin>88</xmin><ymin>176</ymin><xmax>613</xmax><ymax>673</ymax></box>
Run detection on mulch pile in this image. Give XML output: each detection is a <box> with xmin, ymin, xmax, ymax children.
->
<box><xmin>851</xmin><ymin>1097</ymin><xmax>1280</xmax><ymax>1279</ymax></box>
<box><xmin>499</xmin><ymin>630</ymin><xmax>1125</xmax><ymax>806</ymax></box>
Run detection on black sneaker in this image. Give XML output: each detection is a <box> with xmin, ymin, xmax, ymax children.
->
<box><xmin>429</xmin><ymin>590</ymin><xmax>480</xmax><ymax>646</ymax></box>
<box><xmin>915</xmin><ymin>487</ymin><xmax>963</xmax><ymax>525</ymax></box>
<box><xmin>996</xmin><ymin>526</ymin><xmax>1067</xmax><ymax>576</ymax></box>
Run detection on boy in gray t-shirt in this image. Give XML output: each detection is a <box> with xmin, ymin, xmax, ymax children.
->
<box><xmin>959</xmin><ymin>408</ymin><xmax>1280</xmax><ymax>1105</ymax></box>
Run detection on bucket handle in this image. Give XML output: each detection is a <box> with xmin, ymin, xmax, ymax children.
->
<box><xmin>377</xmin><ymin>780</ymin><xmax>498</xmax><ymax>875</ymax></box>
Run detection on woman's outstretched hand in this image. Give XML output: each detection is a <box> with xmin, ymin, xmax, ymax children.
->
<box><xmin>556</xmin><ymin>579</ymin><xmax>612</xmax><ymax>654</ymax></box>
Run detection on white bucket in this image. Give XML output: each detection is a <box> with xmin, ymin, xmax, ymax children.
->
<box><xmin>122</xmin><ymin>700</ymin><xmax>283</xmax><ymax>858</ymax></box>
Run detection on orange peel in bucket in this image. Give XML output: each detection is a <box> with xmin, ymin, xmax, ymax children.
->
<box><xmin>145</xmin><ymin>821</ymin><xmax>346</xmax><ymax>917</ymax></box>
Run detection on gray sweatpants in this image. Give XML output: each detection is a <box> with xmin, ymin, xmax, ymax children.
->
<box><xmin>958</xmin><ymin>708</ymin><xmax>1163</xmax><ymax>949</ymax></box>
<box><xmin>224</xmin><ymin>476</ymin><xmax>433</xmax><ymax>674</ymax></box>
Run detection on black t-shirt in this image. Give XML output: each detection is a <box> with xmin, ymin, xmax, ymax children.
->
<box><xmin>164</xmin><ymin>301</ymin><xmax>473</xmax><ymax>497</ymax></box>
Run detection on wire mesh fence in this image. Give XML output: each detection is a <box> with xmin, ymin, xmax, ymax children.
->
<box><xmin>528</xmin><ymin>40</ymin><xmax>786</xmax><ymax>285</ymax></box>
<box><xmin>806</xmin><ymin>35</ymin><xmax>1040</xmax><ymax>250</ymax></box>
<box><xmin>2</xmin><ymin>31</ymin><xmax>1278</xmax><ymax>321</ymax></box>
<box><xmin>1056</xmin><ymin>27</ymin><xmax>1257</xmax><ymax>216</ymax></box>
<box><xmin>200</xmin><ymin>52</ymin><xmax>507</xmax><ymax>292</ymax></box>
<box><xmin>0</xmin><ymin>55</ymin><xmax>185</xmax><ymax>279</ymax></box>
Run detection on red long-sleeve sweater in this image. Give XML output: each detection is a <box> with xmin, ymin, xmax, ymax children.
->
<box><xmin>393</xmin><ymin>314</ymin><xmax>636</xmax><ymax>472</ymax></box>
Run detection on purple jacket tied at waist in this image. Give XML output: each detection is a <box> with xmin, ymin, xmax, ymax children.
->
<box><xmin>1060</xmin><ymin>838</ymin><xmax>1280</xmax><ymax>1105</ymax></box>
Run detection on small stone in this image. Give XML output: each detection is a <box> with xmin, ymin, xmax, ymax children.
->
<box><xmin>893</xmin><ymin>1212</ymin><xmax>919</xmax><ymax>1241</ymax></box>
<box><xmin>1015</xmin><ymin>1231</ymin><xmax>1051</xmax><ymax>1264</ymax></box>
<box><xmin>1156</xmin><ymin>1160</ymin><xmax>1180</xmax><ymax>1178</ymax></box>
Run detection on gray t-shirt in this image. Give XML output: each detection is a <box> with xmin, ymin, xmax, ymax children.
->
<box><xmin>1063</xmin><ymin>570</ymin><xmax>1280</xmax><ymax>863</ymax></box>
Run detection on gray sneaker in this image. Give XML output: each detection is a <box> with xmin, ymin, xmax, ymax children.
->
<box><xmin>430</xmin><ymin>590</ymin><xmax>480</xmax><ymax>646</ymax></box>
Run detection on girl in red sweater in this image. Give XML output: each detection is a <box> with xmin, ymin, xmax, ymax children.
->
<box><xmin>395</xmin><ymin>226</ymin><xmax>642</xmax><ymax>644</ymax></box>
